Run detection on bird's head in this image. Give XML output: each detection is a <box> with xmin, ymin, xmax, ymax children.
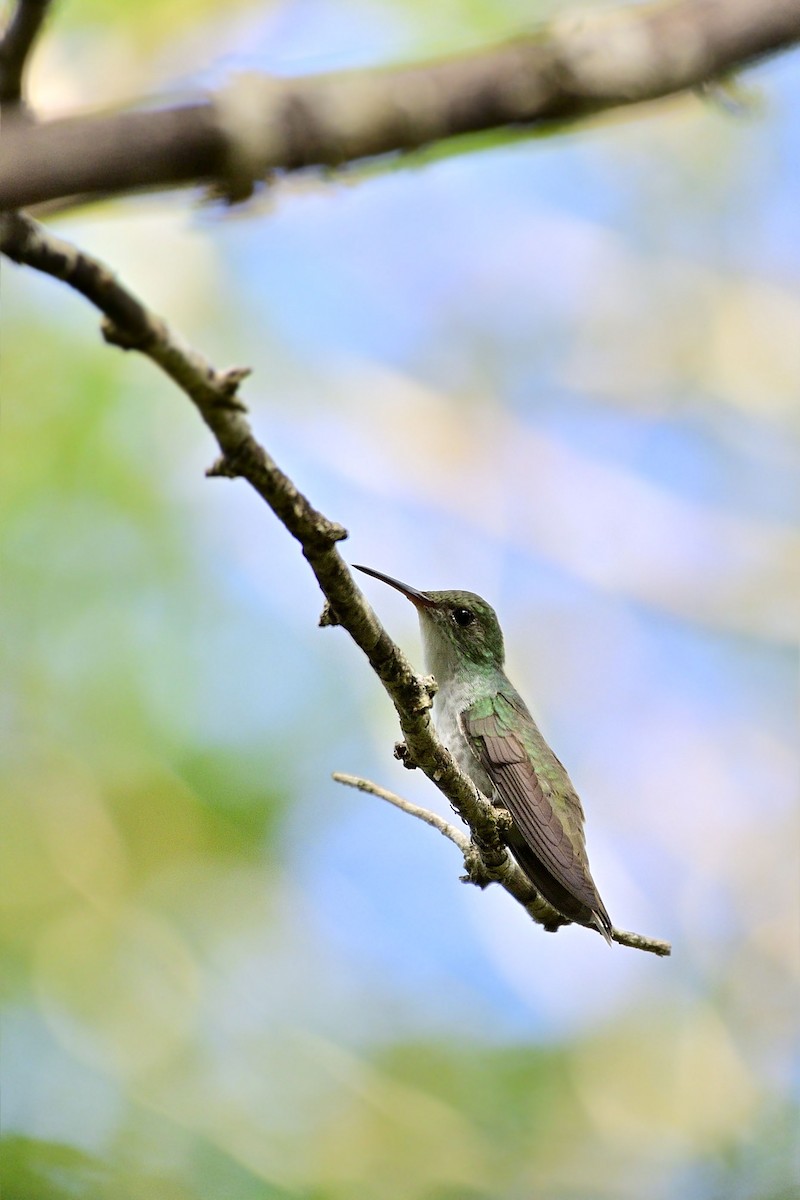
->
<box><xmin>353</xmin><ymin>564</ymin><xmax>505</xmax><ymax>683</ymax></box>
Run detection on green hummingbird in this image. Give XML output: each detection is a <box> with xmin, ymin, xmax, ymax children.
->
<box><xmin>353</xmin><ymin>564</ymin><xmax>613</xmax><ymax>943</ymax></box>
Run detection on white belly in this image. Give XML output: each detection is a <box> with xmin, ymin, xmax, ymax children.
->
<box><xmin>432</xmin><ymin>689</ymin><xmax>495</xmax><ymax>799</ymax></box>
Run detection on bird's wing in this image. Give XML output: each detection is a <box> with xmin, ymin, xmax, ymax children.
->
<box><xmin>464</xmin><ymin>690</ymin><xmax>610</xmax><ymax>925</ymax></box>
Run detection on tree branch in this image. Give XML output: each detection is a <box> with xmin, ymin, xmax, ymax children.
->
<box><xmin>0</xmin><ymin>0</ymin><xmax>51</xmax><ymax>107</ymax></box>
<box><xmin>2</xmin><ymin>0</ymin><xmax>799</xmax><ymax>210</ymax></box>
<box><xmin>333</xmin><ymin>774</ymin><xmax>671</xmax><ymax>956</ymax></box>
<box><xmin>0</xmin><ymin>210</ymin><xmax>671</xmax><ymax>955</ymax></box>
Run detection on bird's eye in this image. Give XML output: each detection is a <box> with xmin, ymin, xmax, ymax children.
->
<box><xmin>451</xmin><ymin>607</ymin><xmax>475</xmax><ymax>628</ymax></box>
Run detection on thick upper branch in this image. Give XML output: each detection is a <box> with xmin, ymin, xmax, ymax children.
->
<box><xmin>2</xmin><ymin>0</ymin><xmax>799</xmax><ymax>210</ymax></box>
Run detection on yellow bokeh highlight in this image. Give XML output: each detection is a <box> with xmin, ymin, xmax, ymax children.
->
<box><xmin>576</xmin><ymin>1006</ymin><xmax>758</xmax><ymax>1153</ymax></box>
<box><xmin>34</xmin><ymin>902</ymin><xmax>201</xmax><ymax>1081</ymax></box>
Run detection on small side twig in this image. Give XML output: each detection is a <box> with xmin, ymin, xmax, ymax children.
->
<box><xmin>0</xmin><ymin>0</ymin><xmax>52</xmax><ymax>107</ymax></box>
<box><xmin>332</xmin><ymin>772</ymin><xmax>471</xmax><ymax>852</ymax></box>
<box><xmin>611</xmin><ymin>927</ymin><xmax>671</xmax><ymax>956</ymax></box>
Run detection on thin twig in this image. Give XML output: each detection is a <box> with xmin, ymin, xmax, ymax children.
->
<box><xmin>332</xmin><ymin>772</ymin><xmax>471</xmax><ymax>852</ymax></box>
<box><xmin>611</xmin><ymin>927</ymin><xmax>672</xmax><ymax>956</ymax></box>
<box><xmin>2</xmin><ymin>0</ymin><xmax>800</xmax><ymax>209</ymax></box>
<box><xmin>0</xmin><ymin>0</ymin><xmax>51</xmax><ymax>106</ymax></box>
<box><xmin>0</xmin><ymin>211</ymin><xmax>671</xmax><ymax>956</ymax></box>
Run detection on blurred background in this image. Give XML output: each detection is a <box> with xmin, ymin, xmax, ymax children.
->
<box><xmin>2</xmin><ymin>1</ymin><xmax>798</xmax><ymax>1197</ymax></box>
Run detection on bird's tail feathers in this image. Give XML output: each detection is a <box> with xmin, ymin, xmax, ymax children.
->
<box><xmin>592</xmin><ymin>908</ymin><xmax>614</xmax><ymax>947</ymax></box>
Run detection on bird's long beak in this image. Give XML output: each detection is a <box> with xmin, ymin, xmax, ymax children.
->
<box><xmin>352</xmin><ymin>564</ymin><xmax>436</xmax><ymax>608</ymax></box>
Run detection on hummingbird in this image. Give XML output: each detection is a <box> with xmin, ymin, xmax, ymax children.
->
<box><xmin>353</xmin><ymin>564</ymin><xmax>613</xmax><ymax>943</ymax></box>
